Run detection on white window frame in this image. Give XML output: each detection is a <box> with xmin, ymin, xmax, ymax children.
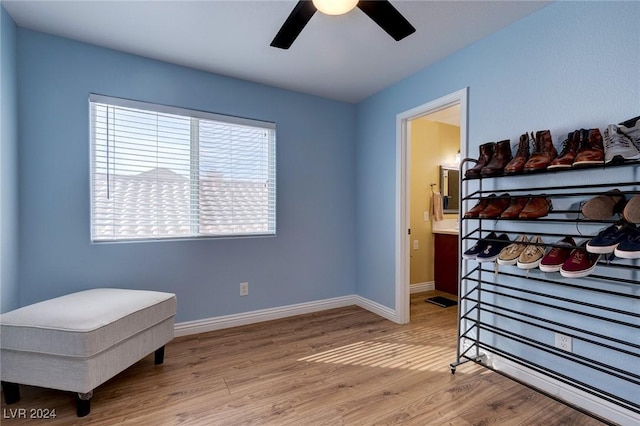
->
<box><xmin>89</xmin><ymin>94</ymin><xmax>276</xmax><ymax>242</ymax></box>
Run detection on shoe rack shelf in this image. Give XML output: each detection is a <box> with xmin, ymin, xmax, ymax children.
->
<box><xmin>451</xmin><ymin>158</ymin><xmax>640</xmax><ymax>419</ymax></box>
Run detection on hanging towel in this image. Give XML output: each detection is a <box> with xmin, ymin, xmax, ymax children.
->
<box><xmin>432</xmin><ymin>190</ymin><xmax>444</xmax><ymax>222</ymax></box>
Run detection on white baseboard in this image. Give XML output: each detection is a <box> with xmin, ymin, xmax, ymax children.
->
<box><xmin>353</xmin><ymin>295</ymin><xmax>398</xmax><ymax>322</ymax></box>
<box><xmin>410</xmin><ymin>281</ymin><xmax>435</xmax><ymax>294</ymax></box>
<box><xmin>490</xmin><ymin>354</ymin><xmax>638</xmax><ymax>425</ymax></box>
<box><xmin>175</xmin><ymin>295</ymin><xmax>359</xmax><ymax>337</ymax></box>
<box><xmin>174</xmin><ymin>294</ymin><xmax>400</xmax><ymax>337</ymax></box>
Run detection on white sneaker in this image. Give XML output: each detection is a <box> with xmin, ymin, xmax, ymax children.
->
<box><xmin>618</xmin><ymin>116</ymin><xmax>640</xmax><ymax>146</ymax></box>
<box><xmin>603</xmin><ymin>124</ymin><xmax>640</xmax><ymax>164</ymax></box>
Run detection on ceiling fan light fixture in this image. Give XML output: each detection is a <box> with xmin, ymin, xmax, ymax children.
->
<box><xmin>271</xmin><ymin>0</ymin><xmax>415</xmax><ymax>49</ymax></box>
<box><xmin>312</xmin><ymin>0</ymin><xmax>358</xmax><ymax>16</ymax></box>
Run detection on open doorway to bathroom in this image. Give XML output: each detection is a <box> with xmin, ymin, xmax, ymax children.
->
<box><xmin>395</xmin><ymin>89</ymin><xmax>467</xmax><ymax>323</ymax></box>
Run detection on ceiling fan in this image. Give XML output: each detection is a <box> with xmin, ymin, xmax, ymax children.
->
<box><xmin>271</xmin><ymin>0</ymin><xmax>416</xmax><ymax>49</ymax></box>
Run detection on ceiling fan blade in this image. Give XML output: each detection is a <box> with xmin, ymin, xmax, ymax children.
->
<box><xmin>270</xmin><ymin>1</ymin><xmax>317</xmax><ymax>49</ymax></box>
<box><xmin>357</xmin><ymin>0</ymin><xmax>416</xmax><ymax>41</ymax></box>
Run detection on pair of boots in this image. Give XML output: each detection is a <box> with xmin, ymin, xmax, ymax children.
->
<box><xmin>465</xmin><ymin>140</ymin><xmax>513</xmax><ymax>178</ymax></box>
<box><xmin>466</xmin><ymin>130</ymin><xmax>557</xmax><ymax>178</ymax></box>
<box><xmin>549</xmin><ymin>128</ymin><xmax>604</xmax><ymax>168</ymax></box>
<box><xmin>504</xmin><ymin>130</ymin><xmax>557</xmax><ymax>174</ymax></box>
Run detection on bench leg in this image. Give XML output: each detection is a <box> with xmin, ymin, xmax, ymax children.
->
<box><xmin>76</xmin><ymin>391</ymin><xmax>92</xmax><ymax>417</ymax></box>
<box><xmin>154</xmin><ymin>345</ymin><xmax>165</xmax><ymax>365</ymax></box>
<box><xmin>1</xmin><ymin>381</ymin><xmax>20</xmax><ymax>404</ymax></box>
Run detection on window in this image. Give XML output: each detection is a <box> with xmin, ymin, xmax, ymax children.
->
<box><xmin>89</xmin><ymin>94</ymin><xmax>276</xmax><ymax>242</ymax></box>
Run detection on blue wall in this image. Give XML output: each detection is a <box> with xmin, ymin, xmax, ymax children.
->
<box><xmin>1</xmin><ymin>6</ymin><xmax>19</xmax><ymax>313</ymax></box>
<box><xmin>355</xmin><ymin>0</ymin><xmax>640</xmax><ymax>307</ymax></box>
<box><xmin>17</xmin><ymin>30</ymin><xmax>357</xmax><ymax>322</ymax></box>
<box><xmin>354</xmin><ymin>0</ymin><xmax>640</xmax><ymax>412</ymax></box>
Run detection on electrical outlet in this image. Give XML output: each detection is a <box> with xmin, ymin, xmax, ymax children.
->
<box><xmin>424</xmin><ymin>211</ymin><xmax>429</xmax><ymax>221</ymax></box>
<box><xmin>413</xmin><ymin>239</ymin><xmax>419</xmax><ymax>250</ymax></box>
<box><xmin>240</xmin><ymin>282</ymin><xmax>249</xmax><ymax>296</ymax></box>
<box><xmin>555</xmin><ymin>333</ymin><xmax>572</xmax><ymax>352</ymax></box>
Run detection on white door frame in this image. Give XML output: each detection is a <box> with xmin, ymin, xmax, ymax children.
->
<box><xmin>394</xmin><ymin>88</ymin><xmax>468</xmax><ymax>323</ymax></box>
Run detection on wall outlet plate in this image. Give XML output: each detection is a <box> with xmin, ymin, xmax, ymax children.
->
<box><xmin>555</xmin><ymin>333</ymin><xmax>572</xmax><ymax>352</ymax></box>
<box><xmin>240</xmin><ymin>282</ymin><xmax>249</xmax><ymax>296</ymax></box>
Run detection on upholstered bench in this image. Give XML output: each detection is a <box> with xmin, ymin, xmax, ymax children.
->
<box><xmin>0</xmin><ymin>288</ymin><xmax>176</xmax><ymax>417</ymax></box>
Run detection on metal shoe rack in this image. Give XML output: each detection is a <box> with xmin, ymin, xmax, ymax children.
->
<box><xmin>450</xmin><ymin>158</ymin><xmax>640</xmax><ymax>420</ymax></box>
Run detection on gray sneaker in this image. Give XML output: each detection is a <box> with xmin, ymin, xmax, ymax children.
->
<box><xmin>603</xmin><ymin>124</ymin><xmax>640</xmax><ymax>164</ymax></box>
<box><xmin>619</xmin><ymin>116</ymin><xmax>640</xmax><ymax>147</ymax></box>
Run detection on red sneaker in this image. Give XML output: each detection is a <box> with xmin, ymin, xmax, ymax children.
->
<box><xmin>560</xmin><ymin>244</ymin><xmax>600</xmax><ymax>278</ymax></box>
<box><xmin>540</xmin><ymin>236</ymin><xmax>576</xmax><ymax>272</ymax></box>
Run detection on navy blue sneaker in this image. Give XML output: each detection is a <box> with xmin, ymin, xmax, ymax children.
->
<box><xmin>463</xmin><ymin>232</ymin><xmax>497</xmax><ymax>259</ymax></box>
<box><xmin>586</xmin><ymin>222</ymin><xmax>637</xmax><ymax>254</ymax></box>
<box><xmin>614</xmin><ymin>227</ymin><xmax>640</xmax><ymax>259</ymax></box>
<box><xmin>476</xmin><ymin>233</ymin><xmax>511</xmax><ymax>262</ymax></box>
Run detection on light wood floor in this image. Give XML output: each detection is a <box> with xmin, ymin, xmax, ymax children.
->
<box><xmin>1</xmin><ymin>291</ymin><xmax>608</xmax><ymax>425</ymax></box>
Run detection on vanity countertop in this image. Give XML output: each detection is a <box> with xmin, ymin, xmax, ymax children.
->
<box><xmin>432</xmin><ymin>228</ymin><xmax>459</xmax><ymax>235</ymax></box>
<box><xmin>431</xmin><ymin>218</ymin><xmax>459</xmax><ymax>235</ymax></box>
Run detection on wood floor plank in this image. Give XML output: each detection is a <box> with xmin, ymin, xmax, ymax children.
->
<box><xmin>368</xmin><ymin>368</ymin><xmax>507</xmax><ymax>425</ymax></box>
<box><xmin>0</xmin><ymin>291</ymin><xmax>609</xmax><ymax>425</ymax></box>
<box><xmin>456</xmin><ymin>386</ymin><xmax>546</xmax><ymax>425</ymax></box>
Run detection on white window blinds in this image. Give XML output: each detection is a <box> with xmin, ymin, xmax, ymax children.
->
<box><xmin>89</xmin><ymin>94</ymin><xmax>276</xmax><ymax>242</ymax></box>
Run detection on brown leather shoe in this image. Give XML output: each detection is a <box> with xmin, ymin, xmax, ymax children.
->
<box><xmin>504</xmin><ymin>133</ymin><xmax>530</xmax><ymax>175</ymax></box>
<box><xmin>519</xmin><ymin>196</ymin><xmax>552</xmax><ymax>219</ymax></box>
<box><xmin>573</xmin><ymin>128</ymin><xmax>604</xmax><ymax>166</ymax></box>
<box><xmin>481</xmin><ymin>139</ymin><xmax>512</xmax><ymax>177</ymax></box>
<box><xmin>464</xmin><ymin>195</ymin><xmax>493</xmax><ymax>218</ymax></box>
<box><xmin>500</xmin><ymin>197</ymin><xmax>529</xmax><ymax>218</ymax></box>
<box><xmin>548</xmin><ymin>130</ymin><xmax>579</xmax><ymax>169</ymax></box>
<box><xmin>465</xmin><ymin>142</ymin><xmax>495</xmax><ymax>178</ymax></box>
<box><xmin>524</xmin><ymin>130</ymin><xmax>557</xmax><ymax>172</ymax></box>
<box><xmin>479</xmin><ymin>193</ymin><xmax>510</xmax><ymax>218</ymax></box>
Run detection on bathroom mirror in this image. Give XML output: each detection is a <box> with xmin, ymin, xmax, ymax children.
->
<box><xmin>439</xmin><ymin>165</ymin><xmax>459</xmax><ymax>213</ymax></box>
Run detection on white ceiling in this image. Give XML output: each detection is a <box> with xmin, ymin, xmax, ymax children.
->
<box><xmin>3</xmin><ymin>0</ymin><xmax>550</xmax><ymax>103</ymax></box>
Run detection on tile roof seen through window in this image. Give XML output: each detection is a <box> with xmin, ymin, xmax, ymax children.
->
<box><xmin>92</xmin><ymin>168</ymin><xmax>271</xmax><ymax>240</ymax></box>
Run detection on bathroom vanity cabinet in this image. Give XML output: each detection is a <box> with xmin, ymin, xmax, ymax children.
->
<box><xmin>434</xmin><ymin>232</ymin><xmax>459</xmax><ymax>296</ymax></box>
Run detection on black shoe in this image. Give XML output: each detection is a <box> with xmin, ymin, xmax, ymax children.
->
<box><xmin>476</xmin><ymin>233</ymin><xmax>511</xmax><ymax>262</ymax></box>
<box><xmin>463</xmin><ymin>232</ymin><xmax>497</xmax><ymax>260</ymax></box>
<box><xmin>614</xmin><ymin>226</ymin><xmax>640</xmax><ymax>259</ymax></box>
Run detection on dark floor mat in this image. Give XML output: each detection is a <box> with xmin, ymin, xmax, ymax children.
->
<box><xmin>425</xmin><ymin>296</ymin><xmax>458</xmax><ymax>308</ymax></box>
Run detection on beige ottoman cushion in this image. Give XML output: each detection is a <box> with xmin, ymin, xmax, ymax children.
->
<box><xmin>1</xmin><ymin>288</ymin><xmax>176</xmax><ymax>357</ymax></box>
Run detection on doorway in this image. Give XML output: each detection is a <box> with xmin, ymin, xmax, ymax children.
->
<box><xmin>395</xmin><ymin>88</ymin><xmax>468</xmax><ymax>323</ymax></box>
